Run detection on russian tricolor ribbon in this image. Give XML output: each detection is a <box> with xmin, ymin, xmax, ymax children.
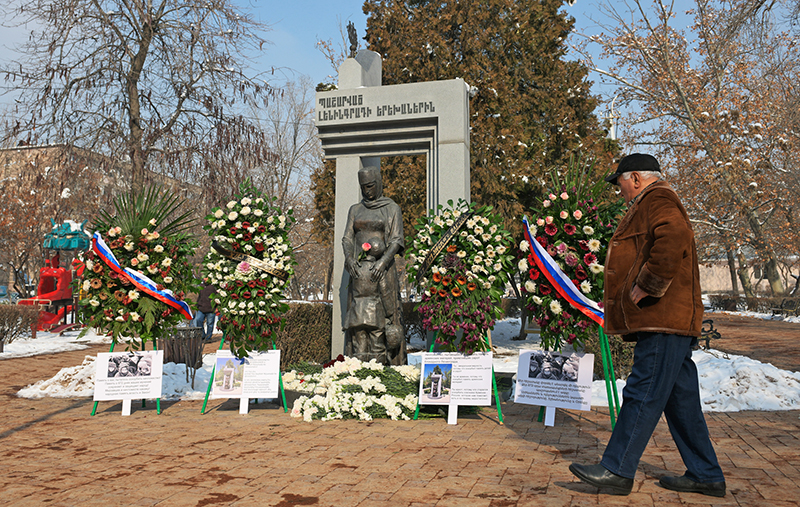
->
<box><xmin>522</xmin><ymin>216</ymin><xmax>604</xmax><ymax>327</ymax></box>
<box><xmin>92</xmin><ymin>232</ymin><xmax>193</xmax><ymax>320</ymax></box>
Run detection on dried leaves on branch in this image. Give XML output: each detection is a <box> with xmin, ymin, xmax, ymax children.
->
<box><xmin>575</xmin><ymin>0</ymin><xmax>800</xmax><ymax>295</ymax></box>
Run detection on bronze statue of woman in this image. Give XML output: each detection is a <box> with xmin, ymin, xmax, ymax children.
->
<box><xmin>342</xmin><ymin>166</ymin><xmax>406</xmax><ymax>365</ymax></box>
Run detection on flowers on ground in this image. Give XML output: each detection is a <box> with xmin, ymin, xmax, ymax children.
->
<box><xmin>519</xmin><ymin>162</ymin><xmax>624</xmax><ymax>351</ymax></box>
<box><xmin>287</xmin><ymin>356</ymin><xmax>420</xmax><ymax>421</ymax></box>
<box><xmin>405</xmin><ymin>199</ymin><xmax>515</xmax><ymax>354</ymax></box>
<box><xmin>202</xmin><ymin>180</ymin><xmax>296</xmax><ymax>358</ymax></box>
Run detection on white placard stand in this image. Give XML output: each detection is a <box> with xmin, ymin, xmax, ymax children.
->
<box><xmin>239</xmin><ymin>397</ymin><xmax>249</xmax><ymax>414</ymax></box>
<box><xmin>121</xmin><ymin>399</ymin><xmax>132</xmax><ymax>417</ymax></box>
<box><xmin>544</xmin><ymin>406</ymin><xmax>556</xmax><ymax>426</ymax></box>
<box><xmin>448</xmin><ymin>404</ymin><xmax>458</xmax><ymax>425</ymax></box>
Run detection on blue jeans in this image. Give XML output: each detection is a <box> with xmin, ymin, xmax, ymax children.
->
<box><xmin>601</xmin><ymin>332</ymin><xmax>724</xmax><ymax>483</ymax></box>
<box><xmin>192</xmin><ymin>311</ymin><xmax>216</xmax><ymax>342</ymax></box>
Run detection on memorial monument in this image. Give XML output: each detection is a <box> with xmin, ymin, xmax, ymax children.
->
<box><xmin>342</xmin><ymin>165</ymin><xmax>405</xmax><ymax>364</ymax></box>
<box><xmin>315</xmin><ymin>32</ymin><xmax>470</xmax><ymax>360</ymax></box>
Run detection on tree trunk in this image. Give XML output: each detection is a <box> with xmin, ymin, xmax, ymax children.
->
<box><xmin>516</xmin><ymin>303</ymin><xmax>530</xmax><ymax>340</ymax></box>
<box><xmin>127</xmin><ymin>21</ymin><xmax>154</xmax><ymax>194</ymax></box>
<box><xmin>725</xmin><ymin>246</ymin><xmax>739</xmax><ymax>295</ymax></box>
<box><xmin>764</xmin><ymin>257</ymin><xmax>784</xmax><ymax>296</ymax></box>
<box><xmin>324</xmin><ymin>258</ymin><xmax>333</xmax><ymax>301</ymax></box>
<box><xmin>736</xmin><ymin>250</ymin><xmax>756</xmax><ymax>310</ymax></box>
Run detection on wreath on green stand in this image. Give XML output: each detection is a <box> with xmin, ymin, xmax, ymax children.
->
<box><xmin>405</xmin><ymin>199</ymin><xmax>515</xmax><ymax>354</ymax></box>
<box><xmin>201</xmin><ymin>180</ymin><xmax>296</xmax><ymax>358</ymax></box>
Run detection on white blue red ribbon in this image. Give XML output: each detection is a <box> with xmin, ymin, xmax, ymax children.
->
<box><xmin>92</xmin><ymin>232</ymin><xmax>193</xmax><ymax>320</ymax></box>
<box><xmin>522</xmin><ymin>216</ymin><xmax>604</xmax><ymax>327</ymax></box>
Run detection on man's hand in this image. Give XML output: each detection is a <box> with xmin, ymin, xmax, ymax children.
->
<box><xmin>630</xmin><ymin>284</ymin><xmax>648</xmax><ymax>304</ymax></box>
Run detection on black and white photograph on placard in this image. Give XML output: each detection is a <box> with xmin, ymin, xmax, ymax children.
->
<box><xmin>106</xmin><ymin>351</ymin><xmax>156</xmax><ymax>378</ymax></box>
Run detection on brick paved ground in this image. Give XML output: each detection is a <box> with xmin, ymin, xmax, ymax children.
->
<box><xmin>1</xmin><ymin>334</ymin><xmax>800</xmax><ymax>507</ymax></box>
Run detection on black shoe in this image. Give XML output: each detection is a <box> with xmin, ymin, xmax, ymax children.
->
<box><xmin>658</xmin><ymin>474</ymin><xmax>726</xmax><ymax>497</ymax></box>
<box><xmin>569</xmin><ymin>463</ymin><xmax>633</xmax><ymax>495</ymax></box>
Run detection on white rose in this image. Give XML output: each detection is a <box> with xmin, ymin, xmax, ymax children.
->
<box><xmin>214</xmin><ymin>209</ymin><xmax>224</xmax><ymax>218</ymax></box>
<box><xmin>228</xmin><ymin>211</ymin><xmax>239</xmax><ymax>221</ymax></box>
<box><xmin>227</xmin><ymin>201</ymin><xmax>237</xmax><ymax>209</ymax></box>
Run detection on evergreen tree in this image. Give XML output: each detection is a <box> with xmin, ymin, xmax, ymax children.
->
<box><xmin>360</xmin><ymin>0</ymin><xmax>613</xmax><ymax>233</ymax></box>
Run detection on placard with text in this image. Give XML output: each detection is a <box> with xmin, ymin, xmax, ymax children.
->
<box><xmin>418</xmin><ymin>351</ymin><xmax>493</xmax><ymax>406</ymax></box>
<box><xmin>514</xmin><ymin>350</ymin><xmax>594</xmax><ymax>410</ymax></box>
<box><xmin>94</xmin><ymin>351</ymin><xmax>163</xmax><ymax>401</ymax></box>
<box><xmin>211</xmin><ymin>350</ymin><xmax>280</xmax><ymax>399</ymax></box>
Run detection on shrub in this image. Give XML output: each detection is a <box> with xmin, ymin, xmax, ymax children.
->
<box><xmin>0</xmin><ymin>304</ymin><xmax>40</xmax><ymax>351</ymax></box>
<box><xmin>273</xmin><ymin>302</ymin><xmax>332</xmax><ymax>370</ymax></box>
<box><xmin>707</xmin><ymin>293</ymin><xmax>740</xmax><ymax>311</ymax></box>
<box><xmin>581</xmin><ymin>330</ymin><xmax>635</xmax><ymax>381</ymax></box>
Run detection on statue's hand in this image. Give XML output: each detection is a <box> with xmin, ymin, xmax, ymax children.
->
<box><xmin>345</xmin><ymin>257</ymin><xmax>360</xmax><ymax>278</ymax></box>
<box><xmin>369</xmin><ymin>258</ymin><xmax>387</xmax><ymax>283</ymax></box>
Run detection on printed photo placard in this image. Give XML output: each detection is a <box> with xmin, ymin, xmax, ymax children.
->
<box><xmin>94</xmin><ymin>351</ymin><xmax>163</xmax><ymax>401</ymax></box>
<box><xmin>418</xmin><ymin>351</ymin><xmax>493</xmax><ymax>406</ymax></box>
<box><xmin>211</xmin><ymin>350</ymin><xmax>280</xmax><ymax>399</ymax></box>
<box><xmin>514</xmin><ymin>350</ymin><xmax>594</xmax><ymax>410</ymax></box>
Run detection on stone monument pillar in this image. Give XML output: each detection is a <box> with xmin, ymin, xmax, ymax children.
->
<box><xmin>316</xmin><ymin>51</ymin><xmax>470</xmax><ymax>360</ymax></box>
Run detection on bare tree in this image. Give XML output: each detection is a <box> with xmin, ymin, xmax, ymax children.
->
<box><xmin>574</xmin><ymin>0</ymin><xmax>800</xmax><ymax>296</ymax></box>
<box><xmin>1</xmin><ymin>0</ymin><xmax>275</xmax><ymax>194</ymax></box>
<box><xmin>250</xmin><ymin>78</ymin><xmax>322</xmax><ymax>211</ymax></box>
<box><xmin>246</xmin><ymin>78</ymin><xmax>328</xmax><ymax>300</ymax></box>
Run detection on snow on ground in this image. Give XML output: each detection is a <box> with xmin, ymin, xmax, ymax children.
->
<box><xmin>0</xmin><ymin>328</ymin><xmax>111</xmax><ymax>359</ymax></box>
<box><xmin>709</xmin><ymin>309</ymin><xmax>800</xmax><ymax>324</ymax></box>
<box><xmin>6</xmin><ymin>317</ymin><xmax>800</xmax><ymax>412</ymax></box>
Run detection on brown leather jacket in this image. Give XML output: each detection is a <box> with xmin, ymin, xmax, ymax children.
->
<box><xmin>603</xmin><ymin>181</ymin><xmax>703</xmax><ymax>340</ymax></box>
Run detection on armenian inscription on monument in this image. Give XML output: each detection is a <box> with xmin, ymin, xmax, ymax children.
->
<box><xmin>317</xmin><ymin>94</ymin><xmax>436</xmax><ymax>122</ymax></box>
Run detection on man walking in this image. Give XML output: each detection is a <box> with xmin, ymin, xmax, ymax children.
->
<box><xmin>193</xmin><ymin>279</ymin><xmax>217</xmax><ymax>343</ymax></box>
<box><xmin>569</xmin><ymin>153</ymin><xmax>726</xmax><ymax>497</ymax></box>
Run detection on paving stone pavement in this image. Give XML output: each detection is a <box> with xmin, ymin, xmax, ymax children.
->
<box><xmin>1</xmin><ymin>344</ymin><xmax>799</xmax><ymax>506</ymax></box>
